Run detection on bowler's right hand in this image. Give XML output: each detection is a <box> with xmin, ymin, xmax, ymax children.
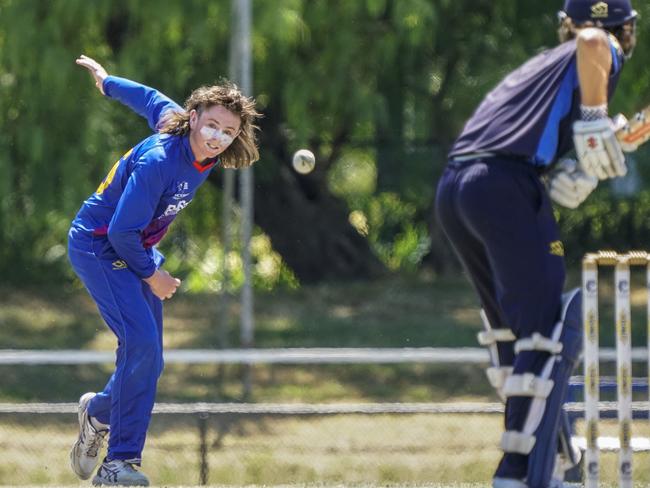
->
<box><xmin>144</xmin><ymin>269</ymin><xmax>181</xmax><ymax>300</ymax></box>
<box><xmin>76</xmin><ymin>54</ymin><xmax>109</xmax><ymax>95</ymax></box>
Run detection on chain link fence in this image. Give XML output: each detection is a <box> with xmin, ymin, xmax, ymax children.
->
<box><xmin>0</xmin><ymin>403</ymin><xmax>500</xmax><ymax>486</ymax></box>
<box><xmin>2</xmin><ymin>348</ymin><xmax>650</xmax><ymax>486</ymax></box>
<box><xmin>1</xmin><ymin>402</ymin><xmax>650</xmax><ymax>486</ymax></box>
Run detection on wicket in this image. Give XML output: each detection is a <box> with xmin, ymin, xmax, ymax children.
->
<box><xmin>582</xmin><ymin>250</ymin><xmax>649</xmax><ymax>488</ymax></box>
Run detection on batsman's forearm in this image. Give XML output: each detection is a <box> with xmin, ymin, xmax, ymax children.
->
<box><xmin>576</xmin><ymin>30</ymin><xmax>612</xmax><ymax>106</ymax></box>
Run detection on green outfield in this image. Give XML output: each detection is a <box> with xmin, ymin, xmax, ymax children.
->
<box><xmin>0</xmin><ymin>276</ymin><xmax>495</xmax><ymax>404</ymax></box>
<box><xmin>2</xmin><ymin>413</ymin><xmax>650</xmax><ymax>486</ymax></box>
<box><xmin>0</xmin><ymin>272</ymin><xmax>643</xmax><ymax>405</ymax></box>
<box><xmin>2</xmin><ymin>276</ymin><xmax>649</xmax><ymax>486</ymax></box>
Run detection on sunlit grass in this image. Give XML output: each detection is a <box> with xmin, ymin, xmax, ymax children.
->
<box><xmin>3</xmin><ymin>276</ymin><xmax>650</xmax><ymax>486</ymax></box>
<box><xmin>2</xmin><ymin>414</ymin><xmax>650</xmax><ymax>486</ymax></box>
<box><xmin>0</xmin><ymin>414</ymin><xmax>503</xmax><ymax>485</ymax></box>
<box><xmin>0</xmin><ymin>485</ymin><xmax>496</xmax><ymax>488</ymax></box>
<box><xmin>0</xmin><ymin>276</ymin><xmax>495</xmax><ymax>404</ymax></box>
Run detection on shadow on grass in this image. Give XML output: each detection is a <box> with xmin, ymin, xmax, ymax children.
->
<box><xmin>0</xmin><ymin>285</ymin><xmax>101</xmax><ymax>349</ymax></box>
<box><xmin>179</xmin><ymin>275</ymin><xmax>482</xmax><ymax>349</ymax></box>
<box><xmin>0</xmin><ymin>275</ymin><xmax>494</xmax><ymax>403</ymax></box>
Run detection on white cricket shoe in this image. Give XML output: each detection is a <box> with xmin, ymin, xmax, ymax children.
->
<box><xmin>92</xmin><ymin>459</ymin><xmax>150</xmax><ymax>486</ymax></box>
<box><xmin>70</xmin><ymin>392</ymin><xmax>108</xmax><ymax>480</ymax></box>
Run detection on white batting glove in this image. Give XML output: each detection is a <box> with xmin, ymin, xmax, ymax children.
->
<box><xmin>547</xmin><ymin>158</ymin><xmax>598</xmax><ymax>209</ymax></box>
<box><xmin>573</xmin><ymin>118</ymin><xmax>627</xmax><ymax>180</ymax></box>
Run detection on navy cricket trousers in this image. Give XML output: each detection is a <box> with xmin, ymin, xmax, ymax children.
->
<box><xmin>435</xmin><ymin>156</ymin><xmax>566</xmax><ymax>479</ymax></box>
<box><xmin>68</xmin><ymin>229</ymin><xmax>164</xmax><ymax>464</ymax></box>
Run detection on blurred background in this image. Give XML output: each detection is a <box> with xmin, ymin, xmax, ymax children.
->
<box><xmin>1</xmin><ymin>0</ymin><xmax>650</xmax><ymax>485</ymax></box>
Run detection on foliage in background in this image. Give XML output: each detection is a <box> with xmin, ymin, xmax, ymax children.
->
<box><xmin>557</xmin><ymin>147</ymin><xmax>650</xmax><ymax>267</ymax></box>
<box><xmin>1</xmin><ymin>0</ymin><xmax>650</xmax><ymax>288</ymax></box>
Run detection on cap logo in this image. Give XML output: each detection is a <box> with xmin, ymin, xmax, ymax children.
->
<box><xmin>591</xmin><ymin>1</ymin><xmax>609</xmax><ymax>19</ymax></box>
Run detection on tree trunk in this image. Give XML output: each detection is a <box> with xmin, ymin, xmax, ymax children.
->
<box><xmin>253</xmin><ymin>166</ymin><xmax>386</xmax><ymax>283</ymax></box>
<box><xmin>209</xmin><ymin>129</ymin><xmax>386</xmax><ymax>284</ymax></box>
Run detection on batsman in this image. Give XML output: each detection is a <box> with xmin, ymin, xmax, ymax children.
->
<box><xmin>435</xmin><ymin>1</ymin><xmax>640</xmax><ymax>487</ymax></box>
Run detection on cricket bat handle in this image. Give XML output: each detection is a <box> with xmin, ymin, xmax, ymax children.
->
<box><xmin>614</xmin><ymin>106</ymin><xmax>650</xmax><ymax>152</ymax></box>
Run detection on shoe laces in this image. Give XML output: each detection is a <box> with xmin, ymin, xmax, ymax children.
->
<box><xmin>84</xmin><ymin>423</ymin><xmax>108</xmax><ymax>457</ymax></box>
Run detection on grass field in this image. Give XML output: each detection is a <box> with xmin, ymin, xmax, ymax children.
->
<box><xmin>2</xmin><ymin>271</ymin><xmax>645</xmax><ymax>404</ymax></box>
<box><xmin>0</xmin><ymin>275</ymin><xmax>496</xmax><ymax>404</ymax></box>
<box><xmin>0</xmin><ymin>485</ymin><xmax>513</xmax><ymax>488</ymax></box>
<box><xmin>2</xmin><ymin>273</ymin><xmax>650</xmax><ymax>486</ymax></box>
<box><xmin>2</xmin><ymin>413</ymin><xmax>650</xmax><ymax>486</ymax></box>
<box><xmin>0</xmin><ymin>413</ymin><xmax>501</xmax><ymax>485</ymax></box>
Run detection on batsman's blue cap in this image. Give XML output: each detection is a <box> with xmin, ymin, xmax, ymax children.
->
<box><xmin>562</xmin><ymin>0</ymin><xmax>637</xmax><ymax>27</ymax></box>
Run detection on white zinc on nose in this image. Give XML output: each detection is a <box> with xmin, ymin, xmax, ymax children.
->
<box><xmin>200</xmin><ymin>126</ymin><xmax>234</xmax><ymax>147</ymax></box>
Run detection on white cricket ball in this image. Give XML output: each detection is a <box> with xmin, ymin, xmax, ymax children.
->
<box><xmin>292</xmin><ymin>149</ymin><xmax>316</xmax><ymax>174</ymax></box>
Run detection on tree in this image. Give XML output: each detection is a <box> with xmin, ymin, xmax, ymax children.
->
<box><xmin>1</xmin><ymin>0</ymin><xmax>650</xmax><ymax>285</ymax></box>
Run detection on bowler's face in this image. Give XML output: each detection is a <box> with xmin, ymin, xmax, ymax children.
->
<box><xmin>189</xmin><ymin>105</ymin><xmax>241</xmax><ymax>161</ymax></box>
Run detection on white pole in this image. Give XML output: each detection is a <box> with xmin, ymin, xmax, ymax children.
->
<box><xmin>231</xmin><ymin>0</ymin><xmax>254</xmax><ymax>397</ymax></box>
<box><xmin>230</xmin><ymin>0</ymin><xmax>254</xmax><ymax>349</ymax></box>
<box><xmin>218</xmin><ymin>170</ymin><xmax>233</xmax><ymax>348</ymax></box>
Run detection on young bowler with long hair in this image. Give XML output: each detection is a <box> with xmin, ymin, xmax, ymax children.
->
<box><xmin>69</xmin><ymin>55</ymin><xmax>261</xmax><ymax>486</ymax></box>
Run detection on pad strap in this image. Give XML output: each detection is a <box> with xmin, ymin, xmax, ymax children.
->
<box><xmin>477</xmin><ymin>328</ymin><xmax>516</xmax><ymax>346</ymax></box>
<box><xmin>501</xmin><ymin>431</ymin><xmax>536</xmax><ymax>454</ymax></box>
<box><xmin>503</xmin><ymin>374</ymin><xmax>554</xmax><ymax>398</ymax></box>
<box><xmin>486</xmin><ymin>366</ymin><xmax>514</xmax><ymax>390</ymax></box>
<box><xmin>514</xmin><ymin>332</ymin><xmax>563</xmax><ymax>355</ymax></box>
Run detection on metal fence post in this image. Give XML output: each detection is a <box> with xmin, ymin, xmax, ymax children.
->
<box><xmin>198</xmin><ymin>412</ymin><xmax>209</xmax><ymax>485</ymax></box>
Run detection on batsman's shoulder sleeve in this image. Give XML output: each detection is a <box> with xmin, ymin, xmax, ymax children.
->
<box><xmin>107</xmin><ymin>145</ymin><xmax>174</xmax><ymax>278</ymax></box>
<box><xmin>102</xmin><ymin>76</ymin><xmax>183</xmax><ymax>132</ymax></box>
<box><xmin>607</xmin><ymin>34</ymin><xmax>625</xmax><ymax>77</ymax></box>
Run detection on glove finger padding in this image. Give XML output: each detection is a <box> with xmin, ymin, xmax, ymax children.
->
<box><xmin>603</xmin><ymin>135</ymin><xmax>626</xmax><ymax>176</ymax></box>
<box><xmin>573</xmin><ymin>173</ymin><xmax>598</xmax><ymax>194</ymax></box>
<box><xmin>549</xmin><ymin>176</ymin><xmax>580</xmax><ymax>209</ymax></box>
<box><xmin>547</xmin><ymin>158</ymin><xmax>598</xmax><ymax>209</ymax></box>
<box><xmin>573</xmin><ymin>118</ymin><xmax>627</xmax><ymax>180</ymax></box>
<box><xmin>549</xmin><ymin>189</ymin><xmax>580</xmax><ymax>209</ymax></box>
<box><xmin>550</xmin><ymin>192</ymin><xmax>580</xmax><ymax>209</ymax></box>
<box><xmin>552</xmin><ymin>172</ymin><xmax>577</xmax><ymax>194</ymax></box>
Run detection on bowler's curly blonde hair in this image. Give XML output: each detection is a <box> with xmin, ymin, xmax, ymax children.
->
<box><xmin>159</xmin><ymin>81</ymin><xmax>261</xmax><ymax>169</ymax></box>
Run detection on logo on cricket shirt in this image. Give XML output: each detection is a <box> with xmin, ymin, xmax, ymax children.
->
<box><xmin>164</xmin><ymin>199</ymin><xmax>191</xmax><ymax>216</ymax></box>
<box><xmin>173</xmin><ymin>181</ymin><xmax>191</xmax><ymax>200</ymax></box>
<box><xmin>112</xmin><ymin>260</ymin><xmax>128</xmax><ymax>270</ymax></box>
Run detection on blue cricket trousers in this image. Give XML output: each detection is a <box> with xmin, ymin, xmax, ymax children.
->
<box><xmin>435</xmin><ymin>156</ymin><xmax>566</xmax><ymax>480</ymax></box>
<box><xmin>68</xmin><ymin>229</ymin><xmax>164</xmax><ymax>464</ymax></box>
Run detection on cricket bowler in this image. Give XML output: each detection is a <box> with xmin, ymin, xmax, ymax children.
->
<box><xmin>68</xmin><ymin>55</ymin><xmax>260</xmax><ymax>486</ymax></box>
